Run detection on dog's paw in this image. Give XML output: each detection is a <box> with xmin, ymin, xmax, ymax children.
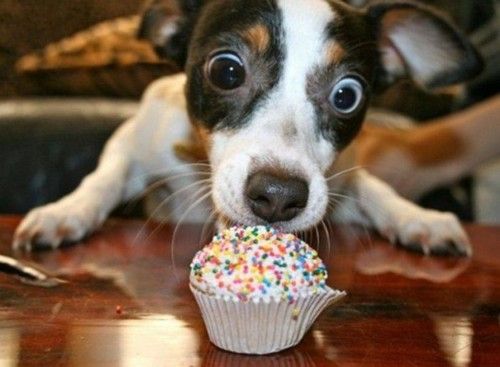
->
<box><xmin>13</xmin><ymin>201</ymin><xmax>102</xmax><ymax>252</ymax></box>
<box><xmin>379</xmin><ymin>209</ymin><xmax>472</xmax><ymax>257</ymax></box>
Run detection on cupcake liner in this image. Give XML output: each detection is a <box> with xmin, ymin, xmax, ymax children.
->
<box><xmin>191</xmin><ymin>284</ymin><xmax>346</xmax><ymax>355</ymax></box>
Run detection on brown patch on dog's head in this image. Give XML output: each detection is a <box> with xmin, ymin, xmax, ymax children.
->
<box><xmin>242</xmin><ymin>23</ymin><xmax>271</xmax><ymax>54</ymax></box>
<box><xmin>173</xmin><ymin>125</ymin><xmax>210</xmax><ymax>163</ymax></box>
<box><xmin>173</xmin><ymin>141</ymin><xmax>207</xmax><ymax>162</ymax></box>
<box><xmin>194</xmin><ymin>125</ymin><xmax>211</xmax><ymax>152</ymax></box>
<box><xmin>324</xmin><ymin>40</ymin><xmax>345</xmax><ymax>66</ymax></box>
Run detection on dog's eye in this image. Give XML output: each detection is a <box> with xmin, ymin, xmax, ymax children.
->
<box><xmin>207</xmin><ymin>52</ymin><xmax>246</xmax><ymax>90</ymax></box>
<box><xmin>329</xmin><ymin>77</ymin><xmax>364</xmax><ymax>115</ymax></box>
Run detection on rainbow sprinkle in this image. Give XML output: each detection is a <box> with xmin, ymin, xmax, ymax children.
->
<box><xmin>190</xmin><ymin>226</ymin><xmax>328</xmax><ymax>303</ymax></box>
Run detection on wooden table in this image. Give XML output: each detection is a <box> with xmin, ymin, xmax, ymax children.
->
<box><xmin>0</xmin><ymin>216</ymin><xmax>499</xmax><ymax>366</ymax></box>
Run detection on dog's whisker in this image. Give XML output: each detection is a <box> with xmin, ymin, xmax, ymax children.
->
<box><xmin>320</xmin><ymin>219</ymin><xmax>332</xmax><ymax>256</ymax></box>
<box><xmin>328</xmin><ymin>197</ymin><xmax>363</xmax><ymax>248</ymax></box>
<box><xmin>134</xmin><ymin>180</ymin><xmax>212</xmax><ymax>245</ymax></box>
<box><xmin>125</xmin><ymin>162</ymin><xmax>212</xmax><ymax>188</ymax></box>
<box><xmin>329</xmin><ymin>190</ymin><xmax>395</xmax><ymax>221</ymax></box>
<box><xmin>327</xmin><ymin>191</ymin><xmax>388</xmax><ymax>227</ymax></box>
<box><xmin>324</xmin><ymin>215</ymin><xmax>339</xmax><ymax>243</ymax></box>
<box><xmin>299</xmin><ymin>230</ymin><xmax>306</xmax><ymax>242</ymax></box>
<box><xmin>149</xmin><ymin>180</ymin><xmax>211</xmax><ymax>219</ymax></box>
<box><xmin>327</xmin><ymin>192</ymin><xmax>357</xmax><ymax>201</ymax></box>
<box><xmin>143</xmin><ymin>175</ymin><xmax>211</xmax><ymax>198</ymax></box>
<box><xmin>293</xmin><ymin>229</ymin><xmax>302</xmax><ymax>241</ymax></box>
<box><xmin>300</xmin><ymin>230</ymin><xmax>306</xmax><ymax>241</ymax></box>
<box><xmin>328</xmin><ymin>196</ymin><xmax>374</xmax><ymax>251</ymax></box>
<box><xmin>132</xmin><ymin>161</ymin><xmax>211</xmax><ymax>180</ymax></box>
<box><xmin>306</xmin><ymin>227</ymin><xmax>315</xmax><ymax>249</ymax></box>
<box><xmin>328</xmin><ymin>192</ymin><xmax>387</xmax><ymax>224</ymax></box>
<box><xmin>313</xmin><ymin>225</ymin><xmax>321</xmax><ymax>250</ymax></box>
<box><xmin>305</xmin><ymin>229</ymin><xmax>312</xmax><ymax>246</ymax></box>
<box><xmin>298</xmin><ymin>229</ymin><xmax>306</xmax><ymax>243</ymax></box>
<box><xmin>170</xmin><ymin>190</ymin><xmax>214</xmax><ymax>279</ymax></box>
<box><xmin>295</xmin><ymin>229</ymin><xmax>302</xmax><ymax>241</ymax></box>
<box><xmin>123</xmin><ymin>172</ymin><xmax>212</xmax><ymax>212</ymax></box>
<box><xmin>326</xmin><ymin>165</ymin><xmax>364</xmax><ymax>182</ymax></box>
<box><xmin>199</xmin><ymin>210</ymin><xmax>218</xmax><ymax>246</ymax></box>
<box><xmin>140</xmin><ymin>186</ymin><xmax>212</xmax><ymax>249</ymax></box>
<box><xmin>348</xmin><ymin>164</ymin><xmax>425</xmax><ymax>199</ymax></box>
<box><xmin>146</xmin><ymin>183</ymin><xmax>212</xmax><ymax>239</ymax></box>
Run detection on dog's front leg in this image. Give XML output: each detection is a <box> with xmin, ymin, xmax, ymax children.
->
<box><xmin>13</xmin><ymin>119</ymin><xmax>143</xmax><ymax>251</ymax></box>
<box><xmin>352</xmin><ymin>170</ymin><xmax>472</xmax><ymax>256</ymax></box>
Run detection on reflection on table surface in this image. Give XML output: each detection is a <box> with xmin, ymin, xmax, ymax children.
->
<box><xmin>0</xmin><ymin>216</ymin><xmax>499</xmax><ymax>367</ymax></box>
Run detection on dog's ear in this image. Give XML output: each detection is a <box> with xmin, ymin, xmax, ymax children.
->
<box><xmin>138</xmin><ymin>0</ymin><xmax>204</xmax><ymax>68</ymax></box>
<box><xmin>367</xmin><ymin>1</ymin><xmax>483</xmax><ymax>89</ymax></box>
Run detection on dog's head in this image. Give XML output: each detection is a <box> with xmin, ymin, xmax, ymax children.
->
<box><xmin>140</xmin><ymin>0</ymin><xmax>482</xmax><ymax>231</ymax></box>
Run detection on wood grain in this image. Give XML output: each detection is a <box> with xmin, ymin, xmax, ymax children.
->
<box><xmin>0</xmin><ymin>216</ymin><xmax>498</xmax><ymax>366</ymax></box>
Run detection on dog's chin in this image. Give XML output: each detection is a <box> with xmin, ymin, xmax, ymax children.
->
<box><xmin>216</xmin><ymin>209</ymin><xmax>328</xmax><ymax>234</ymax></box>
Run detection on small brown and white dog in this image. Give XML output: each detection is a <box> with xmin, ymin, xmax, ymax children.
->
<box><xmin>13</xmin><ymin>0</ymin><xmax>483</xmax><ymax>256</ymax></box>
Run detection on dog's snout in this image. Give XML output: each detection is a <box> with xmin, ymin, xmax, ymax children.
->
<box><xmin>246</xmin><ymin>171</ymin><xmax>308</xmax><ymax>223</ymax></box>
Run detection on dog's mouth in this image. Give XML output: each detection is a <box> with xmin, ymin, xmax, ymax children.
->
<box><xmin>215</xmin><ymin>212</ymin><xmax>309</xmax><ymax>234</ymax></box>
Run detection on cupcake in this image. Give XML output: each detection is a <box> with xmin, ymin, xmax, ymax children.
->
<box><xmin>190</xmin><ymin>225</ymin><xmax>346</xmax><ymax>354</ymax></box>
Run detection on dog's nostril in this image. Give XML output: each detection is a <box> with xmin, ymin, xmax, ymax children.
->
<box><xmin>245</xmin><ymin>171</ymin><xmax>309</xmax><ymax>223</ymax></box>
<box><xmin>253</xmin><ymin>195</ymin><xmax>270</xmax><ymax>205</ymax></box>
<box><xmin>284</xmin><ymin>200</ymin><xmax>305</xmax><ymax>211</ymax></box>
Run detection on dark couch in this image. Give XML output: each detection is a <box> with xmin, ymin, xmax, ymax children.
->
<box><xmin>0</xmin><ymin>99</ymin><xmax>137</xmax><ymax>213</ymax></box>
<box><xmin>0</xmin><ymin>0</ymin><xmax>147</xmax><ymax>215</ymax></box>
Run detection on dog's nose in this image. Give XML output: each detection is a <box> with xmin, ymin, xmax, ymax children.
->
<box><xmin>246</xmin><ymin>171</ymin><xmax>309</xmax><ymax>223</ymax></box>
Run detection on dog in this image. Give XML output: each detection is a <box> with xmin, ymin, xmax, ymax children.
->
<box><xmin>13</xmin><ymin>0</ymin><xmax>483</xmax><ymax>256</ymax></box>
<box><xmin>358</xmin><ymin>95</ymin><xmax>500</xmax><ymax>202</ymax></box>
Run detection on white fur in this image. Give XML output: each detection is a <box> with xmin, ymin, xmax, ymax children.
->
<box><xmin>385</xmin><ymin>20</ymin><xmax>461</xmax><ymax>85</ymax></box>
<box><xmin>210</xmin><ymin>0</ymin><xmax>336</xmax><ymax>231</ymax></box>
<box><xmin>353</xmin><ymin>170</ymin><xmax>471</xmax><ymax>256</ymax></box>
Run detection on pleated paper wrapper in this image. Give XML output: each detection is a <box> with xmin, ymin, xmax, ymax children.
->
<box><xmin>190</xmin><ymin>284</ymin><xmax>346</xmax><ymax>355</ymax></box>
